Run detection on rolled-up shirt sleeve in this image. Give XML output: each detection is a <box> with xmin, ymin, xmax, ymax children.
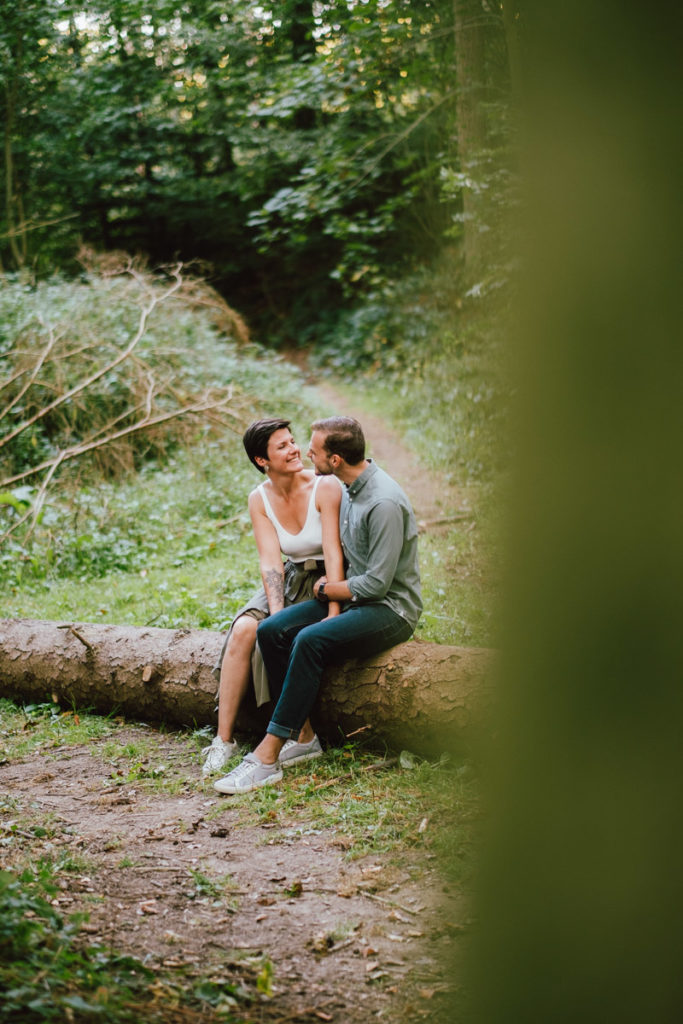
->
<box><xmin>346</xmin><ymin>500</ymin><xmax>404</xmax><ymax>603</ymax></box>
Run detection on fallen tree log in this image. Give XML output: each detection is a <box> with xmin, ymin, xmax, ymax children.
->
<box><xmin>0</xmin><ymin>618</ymin><xmax>493</xmax><ymax>756</ymax></box>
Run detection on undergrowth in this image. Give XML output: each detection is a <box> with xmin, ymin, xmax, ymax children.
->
<box><xmin>0</xmin><ymin>258</ymin><xmax>503</xmax><ymax>647</ymax></box>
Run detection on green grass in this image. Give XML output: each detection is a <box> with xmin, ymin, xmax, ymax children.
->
<box><xmin>0</xmin><ymin>699</ymin><xmax>116</xmax><ymax>760</ymax></box>
<box><xmin>205</xmin><ymin>743</ymin><xmax>479</xmax><ymax>882</ymax></box>
<box><xmin>1</xmin><ymin>433</ymin><xmax>494</xmax><ymax>646</ymax></box>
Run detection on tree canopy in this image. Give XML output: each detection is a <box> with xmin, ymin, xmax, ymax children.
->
<box><xmin>1</xmin><ymin>0</ymin><xmax>513</xmax><ymax>339</ymax></box>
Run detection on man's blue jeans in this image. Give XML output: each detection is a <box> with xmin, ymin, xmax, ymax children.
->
<box><xmin>256</xmin><ymin>600</ymin><xmax>414</xmax><ymax>740</ymax></box>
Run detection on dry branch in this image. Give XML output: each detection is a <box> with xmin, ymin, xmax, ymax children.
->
<box><xmin>0</xmin><ymin>262</ymin><xmax>184</xmax><ymax>453</ymax></box>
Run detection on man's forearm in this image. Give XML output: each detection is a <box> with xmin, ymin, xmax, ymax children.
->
<box><xmin>318</xmin><ymin>579</ymin><xmax>353</xmax><ymax>602</ymax></box>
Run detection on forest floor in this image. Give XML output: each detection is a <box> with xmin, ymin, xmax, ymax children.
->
<box><xmin>1</xmin><ymin>374</ymin><xmax>472</xmax><ymax>1023</ymax></box>
<box><xmin>1</xmin><ymin>727</ymin><xmax>468</xmax><ymax>1024</ymax></box>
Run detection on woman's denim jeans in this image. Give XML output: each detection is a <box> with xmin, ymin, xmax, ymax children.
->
<box><xmin>256</xmin><ymin>599</ymin><xmax>414</xmax><ymax>740</ymax></box>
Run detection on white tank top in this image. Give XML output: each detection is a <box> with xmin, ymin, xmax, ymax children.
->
<box><xmin>258</xmin><ymin>476</ymin><xmax>325</xmax><ymax>563</ymax></box>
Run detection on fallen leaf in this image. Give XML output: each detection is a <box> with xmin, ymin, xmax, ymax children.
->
<box><xmin>388</xmin><ymin>910</ymin><xmax>412</xmax><ymax>923</ymax></box>
<box><xmin>138</xmin><ymin>900</ymin><xmax>159</xmax><ymax>915</ymax></box>
<box><xmin>365</xmin><ymin>960</ymin><xmax>380</xmax><ymax>973</ymax></box>
<box><xmin>314</xmin><ymin>1012</ymin><xmax>333</xmax><ymax>1022</ymax></box>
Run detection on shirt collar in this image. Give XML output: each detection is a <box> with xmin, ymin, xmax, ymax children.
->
<box><xmin>346</xmin><ymin>459</ymin><xmax>376</xmax><ymax>496</ymax></box>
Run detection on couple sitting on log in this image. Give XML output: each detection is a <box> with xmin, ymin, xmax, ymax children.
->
<box><xmin>202</xmin><ymin>415</ymin><xmax>422</xmax><ymax>795</ymax></box>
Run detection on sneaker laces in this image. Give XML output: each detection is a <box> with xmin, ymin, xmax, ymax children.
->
<box><xmin>229</xmin><ymin>755</ymin><xmax>261</xmax><ymax>780</ymax></box>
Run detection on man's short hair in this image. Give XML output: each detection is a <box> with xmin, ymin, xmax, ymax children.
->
<box><xmin>311</xmin><ymin>417</ymin><xmax>365</xmax><ymax>465</ymax></box>
<box><xmin>243</xmin><ymin>418</ymin><xmax>291</xmax><ymax>473</ymax></box>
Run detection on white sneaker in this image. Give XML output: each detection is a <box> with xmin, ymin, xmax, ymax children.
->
<box><xmin>213</xmin><ymin>753</ymin><xmax>283</xmax><ymax>795</ymax></box>
<box><xmin>279</xmin><ymin>735</ymin><xmax>323</xmax><ymax>767</ymax></box>
<box><xmin>201</xmin><ymin>736</ymin><xmax>238</xmax><ymax>776</ymax></box>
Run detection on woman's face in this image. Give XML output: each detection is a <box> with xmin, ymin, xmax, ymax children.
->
<box><xmin>264</xmin><ymin>428</ymin><xmax>304</xmax><ymax>473</ymax></box>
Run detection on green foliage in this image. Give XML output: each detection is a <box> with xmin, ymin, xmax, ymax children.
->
<box><xmin>1</xmin><ymin>260</ymin><xmax>500</xmax><ymax>648</ymax></box>
<box><xmin>0</xmin><ymin>863</ymin><xmax>158</xmax><ymax>1022</ymax></box>
<box><xmin>0</xmin><ymin>267</ymin><xmax>248</xmax><ymax>482</ymax></box>
<box><xmin>0</xmin><ymin>0</ymin><xmax>513</xmax><ymax>339</ymax></box>
<box><xmin>314</xmin><ymin>251</ymin><xmax>509</xmax><ymax>486</ymax></box>
<box><xmin>0</xmin><ymin>268</ymin><xmax>319</xmax><ymax>574</ymax></box>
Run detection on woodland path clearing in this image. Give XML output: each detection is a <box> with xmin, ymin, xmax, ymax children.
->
<box><xmin>304</xmin><ymin>368</ymin><xmax>472</xmax><ymax>529</ymax></box>
<box><xmin>0</xmin><ymin>371</ymin><xmax>470</xmax><ymax>1023</ymax></box>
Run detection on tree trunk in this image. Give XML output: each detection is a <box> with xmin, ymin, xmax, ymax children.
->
<box><xmin>0</xmin><ymin>618</ymin><xmax>493</xmax><ymax>757</ymax></box>
<box><xmin>454</xmin><ymin>0</ymin><xmax>489</xmax><ymax>277</ymax></box>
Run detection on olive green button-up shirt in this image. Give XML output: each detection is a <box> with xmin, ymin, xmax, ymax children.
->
<box><xmin>341</xmin><ymin>461</ymin><xmax>422</xmax><ymax>630</ymax></box>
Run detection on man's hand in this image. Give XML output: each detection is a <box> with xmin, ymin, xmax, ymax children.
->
<box><xmin>314</xmin><ymin>575</ymin><xmax>328</xmax><ymax>601</ymax></box>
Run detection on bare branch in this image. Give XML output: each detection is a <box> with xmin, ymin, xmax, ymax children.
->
<box><xmin>0</xmin><ymin>316</ymin><xmax>59</xmax><ymax>424</ymax></box>
<box><xmin>0</xmin><ymin>263</ymin><xmax>185</xmax><ymax>452</ymax></box>
<box><xmin>0</xmin><ymin>211</ymin><xmax>79</xmax><ymax>241</ymax></box>
<box><xmin>0</xmin><ymin>389</ymin><xmax>237</xmax><ymax>491</ymax></box>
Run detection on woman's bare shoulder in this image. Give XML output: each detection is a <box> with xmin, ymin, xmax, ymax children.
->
<box><xmin>316</xmin><ymin>474</ymin><xmax>343</xmax><ymax>505</ymax></box>
<box><xmin>248</xmin><ymin>484</ymin><xmax>266</xmax><ymax>510</ymax></box>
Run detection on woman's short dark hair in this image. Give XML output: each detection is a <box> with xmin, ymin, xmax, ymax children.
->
<box><xmin>311</xmin><ymin>417</ymin><xmax>365</xmax><ymax>465</ymax></box>
<box><xmin>242</xmin><ymin>418</ymin><xmax>291</xmax><ymax>473</ymax></box>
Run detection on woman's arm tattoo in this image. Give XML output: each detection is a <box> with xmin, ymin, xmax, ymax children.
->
<box><xmin>264</xmin><ymin>568</ymin><xmax>284</xmax><ymax>611</ymax></box>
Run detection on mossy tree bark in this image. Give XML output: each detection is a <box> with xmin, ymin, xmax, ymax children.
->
<box><xmin>0</xmin><ymin>618</ymin><xmax>492</xmax><ymax>757</ymax></box>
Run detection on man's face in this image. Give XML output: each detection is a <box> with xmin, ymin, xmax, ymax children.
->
<box><xmin>307</xmin><ymin>431</ymin><xmax>335</xmax><ymax>476</ymax></box>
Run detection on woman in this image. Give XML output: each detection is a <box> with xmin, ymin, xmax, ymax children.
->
<box><xmin>202</xmin><ymin>417</ymin><xmax>343</xmax><ymax>776</ymax></box>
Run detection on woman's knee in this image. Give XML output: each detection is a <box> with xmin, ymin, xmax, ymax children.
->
<box><xmin>225</xmin><ymin>615</ymin><xmax>258</xmax><ymax>656</ymax></box>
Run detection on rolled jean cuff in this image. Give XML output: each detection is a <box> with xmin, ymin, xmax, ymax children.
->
<box><xmin>266</xmin><ymin>720</ymin><xmax>299</xmax><ymax>741</ymax></box>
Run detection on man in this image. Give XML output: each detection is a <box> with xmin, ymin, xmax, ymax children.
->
<box><xmin>214</xmin><ymin>416</ymin><xmax>422</xmax><ymax>795</ymax></box>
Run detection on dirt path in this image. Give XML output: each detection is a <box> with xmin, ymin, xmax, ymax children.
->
<box><xmin>1</xmin><ymin>727</ymin><xmax>463</xmax><ymax>1023</ymax></box>
<box><xmin>291</xmin><ymin>357</ymin><xmax>472</xmax><ymax>529</ymax></box>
